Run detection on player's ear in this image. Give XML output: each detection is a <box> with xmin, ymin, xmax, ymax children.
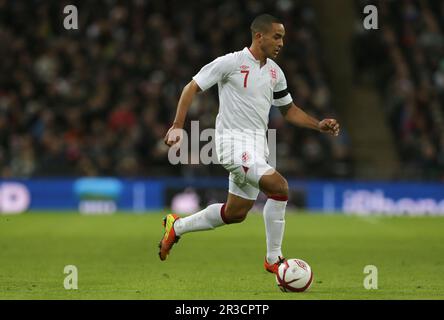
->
<box><xmin>253</xmin><ymin>31</ymin><xmax>262</xmax><ymax>41</ymax></box>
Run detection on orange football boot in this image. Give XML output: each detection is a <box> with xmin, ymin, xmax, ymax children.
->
<box><xmin>158</xmin><ymin>214</ymin><xmax>181</xmax><ymax>261</ymax></box>
<box><xmin>264</xmin><ymin>256</ymin><xmax>286</xmax><ymax>274</ymax></box>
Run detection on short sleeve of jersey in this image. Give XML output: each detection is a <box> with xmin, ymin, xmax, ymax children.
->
<box><xmin>272</xmin><ymin>68</ymin><xmax>293</xmax><ymax>107</ymax></box>
<box><xmin>193</xmin><ymin>53</ymin><xmax>236</xmax><ymax>92</ymax></box>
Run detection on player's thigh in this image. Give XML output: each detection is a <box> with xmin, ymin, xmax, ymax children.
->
<box><xmin>225</xmin><ymin>192</ymin><xmax>255</xmax><ymax>221</ymax></box>
<box><xmin>258</xmin><ymin>169</ymin><xmax>289</xmax><ymax>198</ymax></box>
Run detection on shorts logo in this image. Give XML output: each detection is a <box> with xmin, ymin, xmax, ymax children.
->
<box><xmin>241</xmin><ymin>151</ymin><xmax>250</xmax><ymax>163</ymax></box>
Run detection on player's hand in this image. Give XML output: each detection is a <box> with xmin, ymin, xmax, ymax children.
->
<box><xmin>164</xmin><ymin>125</ymin><xmax>184</xmax><ymax>147</ymax></box>
<box><xmin>318</xmin><ymin>119</ymin><xmax>340</xmax><ymax>136</ymax></box>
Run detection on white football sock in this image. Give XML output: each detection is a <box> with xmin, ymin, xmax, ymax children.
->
<box><xmin>263</xmin><ymin>198</ymin><xmax>287</xmax><ymax>264</ymax></box>
<box><xmin>173</xmin><ymin>203</ymin><xmax>226</xmax><ymax>236</ymax></box>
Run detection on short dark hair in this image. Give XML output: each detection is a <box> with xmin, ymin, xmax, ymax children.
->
<box><xmin>250</xmin><ymin>14</ymin><xmax>282</xmax><ymax>35</ymax></box>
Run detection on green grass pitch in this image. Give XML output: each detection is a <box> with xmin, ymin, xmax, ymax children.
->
<box><xmin>1</xmin><ymin>211</ymin><xmax>444</xmax><ymax>299</ymax></box>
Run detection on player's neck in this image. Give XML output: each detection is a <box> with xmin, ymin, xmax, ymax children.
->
<box><xmin>248</xmin><ymin>45</ymin><xmax>266</xmax><ymax>67</ymax></box>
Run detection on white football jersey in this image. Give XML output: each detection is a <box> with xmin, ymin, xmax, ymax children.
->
<box><xmin>193</xmin><ymin>47</ymin><xmax>293</xmax><ymax>138</ymax></box>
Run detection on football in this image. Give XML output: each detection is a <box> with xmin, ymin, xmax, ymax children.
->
<box><xmin>275</xmin><ymin>258</ymin><xmax>313</xmax><ymax>292</ymax></box>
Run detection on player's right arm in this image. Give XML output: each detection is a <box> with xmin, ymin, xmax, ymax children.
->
<box><xmin>164</xmin><ymin>53</ymin><xmax>236</xmax><ymax>147</ymax></box>
<box><xmin>164</xmin><ymin>80</ymin><xmax>201</xmax><ymax>147</ymax></box>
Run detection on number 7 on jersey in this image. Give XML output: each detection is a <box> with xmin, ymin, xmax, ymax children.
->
<box><xmin>241</xmin><ymin>70</ymin><xmax>249</xmax><ymax>88</ymax></box>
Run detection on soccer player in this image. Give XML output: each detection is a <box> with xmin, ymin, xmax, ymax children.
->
<box><xmin>159</xmin><ymin>14</ymin><xmax>340</xmax><ymax>274</ymax></box>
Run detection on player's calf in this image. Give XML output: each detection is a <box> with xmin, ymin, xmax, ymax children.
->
<box><xmin>259</xmin><ymin>170</ymin><xmax>289</xmax><ymax>273</ymax></box>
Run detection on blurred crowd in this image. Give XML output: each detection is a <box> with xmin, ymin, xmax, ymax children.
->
<box><xmin>354</xmin><ymin>0</ymin><xmax>444</xmax><ymax>180</ymax></box>
<box><xmin>0</xmin><ymin>0</ymin><xmax>352</xmax><ymax>178</ymax></box>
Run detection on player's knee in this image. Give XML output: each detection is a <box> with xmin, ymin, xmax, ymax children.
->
<box><xmin>281</xmin><ymin>179</ymin><xmax>289</xmax><ymax>197</ymax></box>
<box><xmin>267</xmin><ymin>179</ymin><xmax>289</xmax><ymax>198</ymax></box>
<box><xmin>224</xmin><ymin>206</ymin><xmax>250</xmax><ymax>224</ymax></box>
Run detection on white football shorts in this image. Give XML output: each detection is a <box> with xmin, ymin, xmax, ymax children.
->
<box><xmin>216</xmin><ymin>133</ymin><xmax>274</xmax><ymax>200</ymax></box>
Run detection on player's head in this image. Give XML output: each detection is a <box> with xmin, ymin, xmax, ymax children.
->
<box><xmin>250</xmin><ymin>14</ymin><xmax>285</xmax><ymax>59</ymax></box>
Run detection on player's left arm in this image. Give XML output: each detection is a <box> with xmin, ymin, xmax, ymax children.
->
<box><xmin>273</xmin><ymin>67</ymin><xmax>340</xmax><ymax>136</ymax></box>
<box><xmin>279</xmin><ymin>102</ymin><xmax>340</xmax><ymax>137</ymax></box>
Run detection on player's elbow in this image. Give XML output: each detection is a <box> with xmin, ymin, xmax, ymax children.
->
<box><xmin>283</xmin><ymin>111</ymin><xmax>296</xmax><ymax>123</ymax></box>
<box><xmin>283</xmin><ymin>105</ymin><xmax>301</xmax><ymax>123</ymax></box>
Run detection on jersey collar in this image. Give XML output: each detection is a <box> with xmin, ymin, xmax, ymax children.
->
<box><xmin>243</xmin><ymin>47</ymin><xmax>268</xmax><ymax>66</ymax></box>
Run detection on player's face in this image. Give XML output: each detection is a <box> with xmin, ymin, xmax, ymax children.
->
<box><xmin>260</xmin><ymin>23</ymin><xmax>285</xmax><ymax>59</ymax></box>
